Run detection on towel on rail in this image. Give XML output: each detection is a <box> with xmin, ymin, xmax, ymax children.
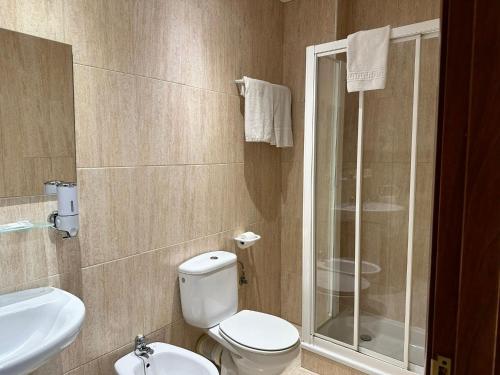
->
<box><xmin>271</xmin><ymin>83</ymin><xmax>293</xmax><ymax>147</ymax></box>
<box><xmin>347</xmin><ymin>25</ymin><xmax>391</xmax><ymax>92</ymax></box>
<box><xmin>242</xmin><ymin>76</ymin><xmax>274</xmax><ymax>144</ymax></box>
<box><xmin>241</xmin><ymin>76</ymin><xmax>293</xmax><ymax>147</ymax></box>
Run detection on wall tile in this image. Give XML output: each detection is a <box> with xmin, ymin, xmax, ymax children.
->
<box><xmin>74</xmin><ymin>65</ymin><xmax>244</xmax><ymax>168</ymax></box>
<box><xmin>236</xmin><ymin>0</ymin><xmax>284</xmax><ymax>86</ymax></box>
<box><xmin>238</xmin><ymin>220</ymin><xmax>282</xmax><ymax>315</ymax></box>
<box><xmin>73</xmin><ymin>65</ymin><xmax>138</xmax><ymax>168</ymax></box>
<box><xmin>281</xmin><ymin>160</ymin><xmax>304</xmax><ymax>221</ymax></box>
<box><xmin>143</xmin><ymin>244</ymin><xmax>186</xmax><ymax>334</ymax></box>
<box><xmin>63</xmin><ymin>342</ymin><xmax>129</xmax><ymax>375</ymax></box>
<box><xmin>281</xmin><ymin>217</ymin><xmax>303</xmax><ymax>275</ymax></box>
<box><xmin>281</xmin><ymin>271</ymin><xmax>302</xmax><ymax>325</ymax></box>
<box><xmin>0</xmin><ymin>0</ymin><xmax>65</xmax><ymax>42</ymax></box>
<box><xmin>130</xmin><ymin>0</ymin><xmax>187</xmax><ymax>85</ymax></box>
<box><xmin>64</xmin><ymin>0</ymin><xmax>135</xmax><ymax>74</ymax></box>
<box><xmin>78</xmin><ymin>164</ymin><xmax>231</xmax><ymax>267</ymax></box>
<box><xmin>74</xmin><ymin>256</ymin><xmax>146</xmax><ymax>365</ymax></box>
<box><xmin>77</xmin><ymin>167</ymin><xmax>151</xmax><ymax>266</ymax></box>
<box><xmin>281</xmin><ymin>0</ymin><xmax>316</xmax><ymax>332</ymax></box>
<box><xmin>283</xmin><ymin>0</ymin><xmax>337</xmax><ymax>45</ymax></box>
<box><xmin>222</xmin><ymin>162</ymin><xmax>258</xmax><ymax>230</ymax></box>
<box><xmin>65</xmin><ymin>0</ymin><xmax>242</xmax><ymax>93</ymax></box>
<box><xmin>342</xmin><ymin>0</ymin><xmax>440</xmax><ymax>36</ymax></box>
<box><xmin>227</xmin><ymin>95</ymin><xmax>246</xmax><ymax>163</ymax></box>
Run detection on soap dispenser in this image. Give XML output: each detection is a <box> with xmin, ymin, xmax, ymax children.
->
<box><xmin>47</xmin><ymin>181</ymin><xmax>79</xmax><ymax>238</ymax></box>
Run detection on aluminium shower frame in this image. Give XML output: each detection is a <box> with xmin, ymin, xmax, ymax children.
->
<box><xmin>302</xmin><ymin>19</ymin><xmax>440</xmax><ymax>375</ymax></box>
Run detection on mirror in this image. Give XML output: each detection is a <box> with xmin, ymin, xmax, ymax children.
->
<box><xmin>0</xmin><ymin>28</ymin><xmax>76</xmax><ymax>198</ymax></box>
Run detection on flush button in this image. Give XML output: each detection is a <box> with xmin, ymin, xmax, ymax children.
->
<box><xmin>210</xmin><ymin>256</ymin><xmax>218</xmax><ymax>260</ymax></box>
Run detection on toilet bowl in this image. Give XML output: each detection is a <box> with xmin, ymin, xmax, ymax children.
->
<box><xmin>208</xmin><ymin>310</ymin><xmax>300</xmax><ymax>375</ymax></box>
<box><xmin>178</xmin><ymin>251</ymin><xmax>300</xmax><ymax>374</ymax></box>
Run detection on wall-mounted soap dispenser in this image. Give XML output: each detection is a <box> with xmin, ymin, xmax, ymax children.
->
<box><xmin>46</xmin><ymin>181</ymin><xmax>79</xmax><ymax>238</ymax></box>
<box><xmin>43</xmin><ymin>180</ymin><xmax>61</xmax><ymax>195</ymax></box>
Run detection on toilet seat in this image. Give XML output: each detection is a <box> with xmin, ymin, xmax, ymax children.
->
<box><xmin>219</xmin><ymin>310</ymin><xmax>300</xmax><ymax>353</ymax></box>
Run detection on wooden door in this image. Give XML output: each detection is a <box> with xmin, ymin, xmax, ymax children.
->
<box><xmin>427</xmin><ymin>0</ymin><xmax>500</xmax><ymax>374</ymax></box>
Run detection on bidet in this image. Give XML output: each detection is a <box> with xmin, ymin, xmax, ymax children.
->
<box><xmin>114</xmin><ymin>342</ymin><xmax>218</xmax><ymax>375</ymax></box>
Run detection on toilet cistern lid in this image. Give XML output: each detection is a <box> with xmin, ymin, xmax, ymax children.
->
<box><xmin>178</xmin><ymin>251</ymin><xmax>236</xmax><ymax>275</ymax></box>
<box><xmin>219</xmin><ymin>310</ymin><xmax>300</xmax><ymax>351</ymax></box>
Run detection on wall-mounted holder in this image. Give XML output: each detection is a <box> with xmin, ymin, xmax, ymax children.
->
<box><xmin>46</xmin><ymin>181</ymin><xmax>79</xmax><ymax>238</ymax></box>
<box><xmin>234</xmin><ymin>231</ymin><xmax>261</xmax><ymax>249</ymax></box>
<box><xmin>43</xmin><ymin>180</ymin><xmax>61</xmax><ymax>195</ymax></box>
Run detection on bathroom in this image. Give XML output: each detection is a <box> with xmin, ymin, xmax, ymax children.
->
<box><xmin>0</xmin><ymin>1</ymin><xmax>498</xmax><ymax>375</ymax></box>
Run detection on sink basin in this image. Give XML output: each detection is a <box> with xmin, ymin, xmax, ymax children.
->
<box><xmin>114</xmin><ymin>342</ymin><xmax>218</xmax><ymax>375</ymax></box>
<box><xmin>0</xmin><ymin>287</ymin><xmax>85</xmax><ymax>375</ymax></box>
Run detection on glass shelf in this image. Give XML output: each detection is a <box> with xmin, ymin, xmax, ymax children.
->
<box><xmin>0</xmin><ymin>221</ymin><xmax>54</xmax><ymax>234</ymax></box>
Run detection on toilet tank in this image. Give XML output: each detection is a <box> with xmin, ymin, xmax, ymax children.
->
<box><xmin>178</xmin><ymin>251</ymin><xmax>238</xmax><ymax>328</ymax></box>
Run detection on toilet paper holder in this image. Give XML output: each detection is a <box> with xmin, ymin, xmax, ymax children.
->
<box><xmin>233</xmin><ymin>232</ymin><xmax>261</xmax><ymax>249</ymax></box>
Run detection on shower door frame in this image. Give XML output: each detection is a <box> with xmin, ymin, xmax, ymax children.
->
<box><xmin>302</xmin><ymin>19</ymin><xmax>440</xmax><ymax>375</ymax></box>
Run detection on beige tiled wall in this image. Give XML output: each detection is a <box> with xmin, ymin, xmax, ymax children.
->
<box><xmin>0</xmin><ymin>1</ymin><xmax>283</xmax><ymax>374</ymax></box>
<box><xmin>281</xmin><ymin>0</ymin><xmax>340</xmax><ymax>325</ymax></box>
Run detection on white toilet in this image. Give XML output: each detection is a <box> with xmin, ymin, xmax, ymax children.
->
<box><xmin>178</xmin><ymin>251</ymin><xmax>300</xmax><ymax>375</ymax></box>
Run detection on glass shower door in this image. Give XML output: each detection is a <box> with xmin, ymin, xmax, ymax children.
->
<box><xmin>309</xmin><ymin>27</ymin><xmax>440</xmax><ymax>372</ymax></box>
<box><xmin>314</xmin><ymin>54</ymin><xmax>359</xmax><ymax>347</ymax></box>
<box><xmin>358</xmin><ymin>39</ymin><xmax>416</xmax><ymax>363</ymax></box>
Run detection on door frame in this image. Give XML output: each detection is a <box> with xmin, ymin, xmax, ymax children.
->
<box><xmin>426</xmin><ymin>0</ymin><xmax>500</xmax><ymax>373</ymax></box>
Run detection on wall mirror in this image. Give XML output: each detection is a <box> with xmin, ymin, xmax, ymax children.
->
<box><xmin>0</xmin><ymin>28</ymin><xmax>76</xmax><ymax>198</ymax></box>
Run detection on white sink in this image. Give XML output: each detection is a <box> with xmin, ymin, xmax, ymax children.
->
<box><xmin>114</xmin><ymin>342</ymin><xmax>218</xmax><ymax>375</ymax></box>
<box><xmin>0</xmin><ymin>287</ymin><xmax>85</xmax><ymax>375</ymax></box>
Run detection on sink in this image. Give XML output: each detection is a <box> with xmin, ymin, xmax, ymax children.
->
<box><xmin>114</xmin><ymin>342</ymin><xmax>218</xmax><ymax>375</ymax></box>
<box><xmin>0</xmin><ymin>287</ymin><xmax>85</xmax><ymax>375</ymax></box>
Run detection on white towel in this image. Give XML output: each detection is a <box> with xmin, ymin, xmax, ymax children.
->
<box><xmin>242</xmin><ymin>76</ymin><xmax>274</xmax><ymax>143</ymax></box>
<box><xmin>271</xmin><ymin>83</ymin><xmax>293</xmax><ymax>147</ymax></box>
<box><xmin>347</xmin><ymin>25</ymin><xmax>391</xmax><ymax>92</ymax></box>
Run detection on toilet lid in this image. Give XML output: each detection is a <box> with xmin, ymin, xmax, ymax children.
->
<box><xmin>219</xmin><ymin>310</ymin><xmax>299</xmax><ymax>352</ymax></box>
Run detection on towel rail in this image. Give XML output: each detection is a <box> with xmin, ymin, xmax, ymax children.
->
<box><xmin>234</xmin><ymin>79</ymin><xmax>245</xmax><ymax>95</ymax></box>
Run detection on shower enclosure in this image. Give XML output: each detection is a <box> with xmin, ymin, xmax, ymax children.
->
<box><xmin>302</xmin><ymin>20</ymin><xmax>440</xmax><ymax>374</ymax></box>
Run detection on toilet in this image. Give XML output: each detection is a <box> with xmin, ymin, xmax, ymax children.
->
<box><xmin>178</xmin><ymin>251</ymin><xmax>300</xmax><ymax>375</ymax></box>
